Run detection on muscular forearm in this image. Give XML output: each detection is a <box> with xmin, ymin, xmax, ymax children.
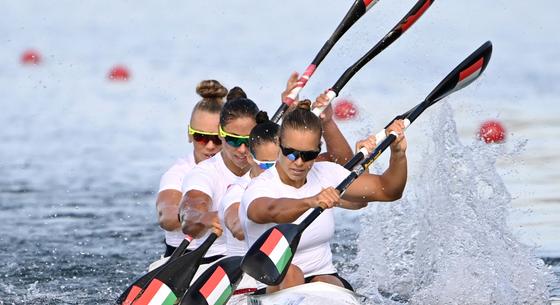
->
<box><xmin>379</xmin><ymin>151</ymin><xmax>407</xmax><ymax>200</ymax></box>
<box><xmin>224</xmin><ymin>204</ymin><xmax>244</xmax><ymax>240</ymax></box>
<box><xmin>250</xmin><ymin>197</ymin><xmax>312</xmax><ymax>224</ymax></box>
<box><xmin>157</xmin><ymin>203</ymin><xmax>181</xmax><ymax>231</ymax></box>
<box><xmin>156</xmin><ymin>190</ymin><xmax>183</xmax><ymax>231</ymax></box>
<box><xmin>179</xmin><ymin>197</ymin><xmax>211</xmax><ymax>238</ymax></box>
<box><xmin>322</xmin><ymin>120</ymin><xmax>353</xmax><ymax>164</ymax></box>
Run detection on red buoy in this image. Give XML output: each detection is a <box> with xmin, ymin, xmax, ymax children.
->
<box><xmin>333</xmin><ymin>99</ymin><xmax>358</xmax><ymax>120</ymax></box>
<box><xmin>108</xmin><ymin>65</ymin><xmax>130</xmax><ymax>81</ymax></box>
<box><xmin>478</xmin><ymin>120</ymin><xmax>506</xmax><ymax>143</ymax></box>
<box><xmin>21</xmin><ymin>49</ymin><xmax>42</xmax><ymax>65</ymax></box>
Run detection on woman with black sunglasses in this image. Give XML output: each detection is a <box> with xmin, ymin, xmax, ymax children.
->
<box><xmin>155</xmin><ymin>80</ymin><xmax>227</xmax><ymax>257</ymax></box>
<box><xmin>240</xmin><ymin>102</ymin><xmax>408</xmax><ymax>293</ymax></box>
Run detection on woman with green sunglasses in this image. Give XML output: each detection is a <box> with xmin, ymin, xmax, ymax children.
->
<box><xmin>179</xmin><ymin>97</ymin><xmax>261</xmax><ymax>261</ymax></box>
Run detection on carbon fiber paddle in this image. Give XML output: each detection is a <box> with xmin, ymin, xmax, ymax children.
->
<box><xmin>271</xmin><ymin>0</ymin><xmax>381</xmax><ymax>122</ymax></box>
<box><xmin>131</xmin><ymin>233</ymin><xmax>218</xmax><ymax>305</ymax></box>
<box><xmin>179</xmin><ymin>256</ymin><xmax>244</xmax><ymax>305</ymax></box>
<box><xmin>241</xmin><ymin>41</ymin><xmax>493</xmax><ymax>286</ymax></box>
<box><xmin>116</xmin><ymin>235</ymin><xmax>192</xmax><ymax>305</ymax></box>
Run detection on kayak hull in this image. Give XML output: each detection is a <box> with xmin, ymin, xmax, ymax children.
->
<box><xmin>245</xmin><ymin>282</ymin><xmax>363</xmax><ymax>305</ymax></box>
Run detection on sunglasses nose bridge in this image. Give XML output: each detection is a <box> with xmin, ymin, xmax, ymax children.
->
<box><xmin>205</xmin><ymin>138</ymin><xmax>219</xmax><ymax>147</ymax></box>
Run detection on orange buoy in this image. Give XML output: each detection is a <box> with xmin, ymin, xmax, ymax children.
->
<box><xmin>21</xmin><ymin>49</ymin><xmax>42</xmax><ymax>65</ymax></box>
<box><xmin>478</xmin><ymin>120</ymin><xmax>506</xmax><ymax>143</ymax></box>
<box><xmin>333</xmin><ymin>99</ymin><xmax>358</xmax><ymax>120</ymax></box>
<box><xmin>108</xmin><ymin>65</ymin><xmax>130</xmax><ymax>81</ymax></box>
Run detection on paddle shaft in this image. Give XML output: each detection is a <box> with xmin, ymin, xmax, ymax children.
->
<box><xmin>312</xmin><ymin>0</ymin><xmax>434</xmax><ymax>119</ymax></box>
<box><xmin>298</xmin><ymin>40</ymin><xmax>494</xmax><ymax>232</ymax></box>
<box><xmin>343</xmin><ymin>40</ymin><xmax>493</xmax><ymax>171</ymax></box>
<box><xmin>343</xmin><ymin>101</ymin><xmax>427</xmax><ymax>170</ymax></box>
<box><xmin>299</xmin><ymin>130</ymin><xmax>399</xmax><ymax>230</ymax></box>
<box><xmin>271</xmin><ymin>0</ymin><xmax>379</xmax><ymax>123</ymax></box>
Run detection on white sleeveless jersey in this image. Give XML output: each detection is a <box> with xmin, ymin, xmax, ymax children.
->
<box><xmin>240</xmin><ymin>162</ymin><xmax>350</xmax><ymax>283</ymax></box>
<box><xmin>158</xmin><ymin>153</ymin><xmax>196</xmax><ymax>247</ymax></box>
<box><xmin>182</xmin><ymin>152</ymin><xmax>250</xmax><ymax>257</ymax></box>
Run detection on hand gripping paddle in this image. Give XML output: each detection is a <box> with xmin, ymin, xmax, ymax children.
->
<box><xmin>311</xmin><ymin>0</ymin><xmax>434</xmax><ymax>119</ymax></box>
<box><xmin>241</xmin><ymin>41</ymin><xmax>493</xmax><ymax>286</ymax></box>
<box><xmin>343</xmin><ymin>40</ymin><xmax>493</xmax><ymax>170</ymax></box>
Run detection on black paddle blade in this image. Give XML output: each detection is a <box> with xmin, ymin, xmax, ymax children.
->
<box><xmin>116</xmin><ymin>237</ymin><xmax>192</xmax><ymax>304</ymax></box>
<box><xmin>241</xmin><ymin>224</ymin><xmax>301</xmax><ymax>286</ymax></box>
<box><xmin>425</xmin><ymin>41</ymin><xmax>493</xmax><ymax>105</ymax></box>
<box><xmin>116</xmin><ymin>267</ymin><xmax>163</xmax><ymax>305</ymax></box>
<box><xmin>133</xmin><ymin>233</ymin><xmax>217</xmax><ymax>305</ymax></box>
<box><xmin>180</xmin><ymin>256</ymin><xmax>244</xmax><ymax>305</ymax></box>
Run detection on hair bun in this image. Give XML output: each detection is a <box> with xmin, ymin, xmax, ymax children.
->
<box><xmin>296</xmin><ymin>99</ymin><xmax>312</xmax><ymax>111</ymax></box>
<box><xmin>255</xmin><ymin>111</ymin><xmax>270</xmax><ymax>124</ymax></box>
<box><xmin>196</xmin><ymin>80</ymin><xmax>228</xmax><ymax>99</ymax></box>
<box><xmin>226</xmin><ymin>86</ymin><xmax>247</xmax><ymax>102</ymax></box>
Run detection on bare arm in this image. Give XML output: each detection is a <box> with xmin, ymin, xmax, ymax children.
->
<box><xmin>179</xmin><ymin>190</ymin><xmax>222</xmax><ymax>238</ymax></box>
<box><xmin>337</xmin><ymin>198</ymin><xmax>368</xmax><ymax>210</ymax></box>
<box><xmin>248</xmin><ymin>188</ymin><xmax>340</xmax><ymax>224</ymax></box>
<box><xmin>313</xmin><ymin>93</ymin><xmax>353</xmax><ymax>165</ymax></box>
<box><xmin>343</xmin><ymin>120</ymin><xmax>408</xmax><ymax>203</ymax></box>
<box><xmin>224</xmin><ymin>203</ymin><xmax>244</xmax><ymax>240</ymax></box>
<box><xmin>343</xmin><ymin>151</ymin><xmax>407</xmax><ymax>202</ymax></box>
<box><xmin>156</xmin><ymin>189</ymin><xmax>183</xmax><ymax>231</ymax></box>
<box><xmin>320</xmin><ymin>119</ymin><xmax>354</xmax><ymax>164</ymax></box>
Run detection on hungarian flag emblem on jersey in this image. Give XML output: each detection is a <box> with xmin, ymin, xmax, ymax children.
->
<box><xmin>259</xmin><ymin>228</ymin><xmax>293</xmax><ymax>273</ymax></box>
<box><xmin>199</xmin><ymin>266</ymin><xmax>233</xmax><ymax>305</ymax></box>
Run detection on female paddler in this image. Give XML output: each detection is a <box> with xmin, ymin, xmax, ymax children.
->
<box><xmin>221</xmin><ymin>93</ymin><xmax>358</xmax><ymax>257</ymax></box>
<box><xmin>240</xmin><ymin>102</ymin><xmax>408</xmax><ymax>293</ymax></box>
<box><xmin>178</xmin><ymin>75</ymin><xmax>356</xmax><ymax>261</ymax></box>
<box><xmin>155</xmin><ymin>80</ymin><xmax>227</xmax><ymax>257</ymax></box>
<box><xmin>179</xmin><ymin>96</ymin><xmax>261</xmax><ymax>262</ymax></box>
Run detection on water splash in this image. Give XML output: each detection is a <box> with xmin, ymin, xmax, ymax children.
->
<box><xmin>353</xmin><ymin>103</ymin><xmax>551</xmax><ymax>304</ymax></box>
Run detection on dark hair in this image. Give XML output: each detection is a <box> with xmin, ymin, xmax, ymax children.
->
<box><xmin>191</xmin><ymin>80</ymin><xmax>227</xmax><ymax>116</ymax></box>
<box><xmin>219</xmin><ymin>98</ymin><xmax>260</xmax><ymax>127</ymax></box>
<box><xmin>226</xmin><ymin>86</ymin><xmax>247</xmax><ymax>102</ymax></box>
<box><xmin>280</xmin><ymin>100</ymin><xmax>322</xmax><ymax>141</ymax></box>
<box><xmin>249</xmin><ymin>111</ymin><xmax>280</xmax><ymax>155</ymax></box>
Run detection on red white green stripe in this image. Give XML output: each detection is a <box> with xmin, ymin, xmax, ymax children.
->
<box><xmin>133</xmin><ymin>279</ymin><xmax>176</xmax><ymax>305</ymax></box>
<box><xmin>456</xmin><ymin>58</ymin><xmax>484</xmax><ymax>90</ymax></box>
<box><xmin>259</xmin><ymin>228</ymin><xmax>293</xmax><ymax>273</ymax></box>
<box><xmin>121</xmin><ymin>285</ymin><xmax>142</xmax><ymax>305</ymax></box>
<box><xmin>199</xmin><ymin>266</ymin><xmax>232</xmax><ymax>305</ymax></box>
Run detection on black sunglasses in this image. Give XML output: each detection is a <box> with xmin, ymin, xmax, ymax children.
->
<box><xmin>279</xmin><ymin>144</ymin><xmax>321</xmax><ymax>162</ymax></box>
